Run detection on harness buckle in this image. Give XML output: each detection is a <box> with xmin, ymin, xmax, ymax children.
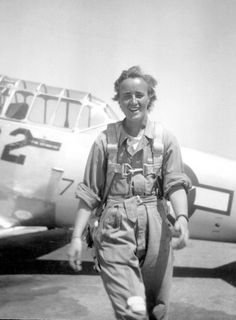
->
<box><xmin>122</xmin><ymin>163</ymin><xmax>143</xmax><ymax>177</ymax></box>
<box><xmin>122</xmin><ymin>163</ymin><xmax>132</xmax><ymax>176</ymax></box>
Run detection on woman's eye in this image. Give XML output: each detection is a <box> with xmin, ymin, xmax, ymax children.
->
<box><xmin>121</xmin><ymin>92</ymin><xmax>145</xmax><ymax>100</ymax></box>
<box><xmin>122</xmin><ymin>94</ymin><xmax>132</xmax><ymax>100</ymax></box>
<box><xmin>135</xmin><ymin>93</ymin><xmax>144</xmax><ymax>99</ymax></box>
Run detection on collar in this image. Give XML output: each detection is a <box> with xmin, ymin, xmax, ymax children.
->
<box><xmin>118</xmin><ymin>116</ymin><xmax>156</xmax><ymax>145</ymax></box>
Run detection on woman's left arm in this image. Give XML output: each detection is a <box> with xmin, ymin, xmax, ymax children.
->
<box><xmin>169</xmin><ymin>188</ymin><xmax>189</xmax><ymax>249</ymax></box>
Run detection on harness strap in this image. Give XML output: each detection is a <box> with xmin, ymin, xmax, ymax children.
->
<box><xmin>141</xmin><ymin>121</ymin><xmax>163</xmax><ymax>176</ymax></box>
<box><xmin>107</xmin><ymin>122</ymin><xmax>119</xmax><ymax>165</ymax></box>
<box><xmin>106</xmin><ymin>121</ymin><xmax>164</xmax><ymax>178</ymax></box>
<box><xmin>101</xmin><ymin>122</ymin><xmax>120</xmax><ymax>203</ymax></box>
<box><xmin>152</xmin><ymin>121</ymin><xmax>164</xmax><ymax>175</ymax></box>
<box><xmin>91</xmin><ymin>124</ymin><xmax>118</xmax><ymax>216</ymax></box>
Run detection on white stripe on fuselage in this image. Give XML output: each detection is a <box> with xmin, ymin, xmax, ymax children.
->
<box><xmin>195</xmin><ymin>186</ymin><xmax>230</xmax><ymax>212</ymax></box>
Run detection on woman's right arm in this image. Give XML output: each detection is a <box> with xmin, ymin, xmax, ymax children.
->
<box><xmin>67</xmin><ymin>132</ymin><xmax>107</xmax><ymax>271</ymax></box>
<box><xmin>67</xmin><ymin>199</ymin><xmax>92</xmax><ymax>271</ymax></box>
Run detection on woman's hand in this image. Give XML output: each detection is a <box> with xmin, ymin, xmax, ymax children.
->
<box><xmin>67</xmin><ymin>237</ymin><xmax>83</xmax><ymax>271</ymax></box>
<box><xmin>173</xmin><ymin>216</ymin><xmax>189</xmax><ymax>249</ymax></box>
<box><xmin>169</xmin><ymin>188</ymin><xmax>189</xmax><ymax>250</ymax></box>
<box><xmin>67</xmin><ymin>199</ymin><xmax>92</xmax><ymax>271</ymax></box>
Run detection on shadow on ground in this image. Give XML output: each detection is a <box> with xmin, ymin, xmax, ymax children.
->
<box><xmin>0</xmin><ymin>228</ymin><xmax>235</xmax><ymax>286</ymax></box>
<box><xmin>174</xmin><ymin>262</ymin><xmax>236</xmax><ymax>287</ymax></box>
<box><xmin>0</xmin><ymin>258</ymin><xmax>235</xmax><ymax>287</ymax></box>
<box><xmin>0</xmin><ymin>228</ymin><xmax>72</xmax><ymax>260</ymax></box>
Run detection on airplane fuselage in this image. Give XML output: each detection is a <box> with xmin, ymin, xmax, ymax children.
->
<box><xmin>0</xmin><ymin>118</ymin><xmax>103</xmax><ymax>228</ymax></box>
<box><xmin>182</xmin><ymin>148</ymin><xmax>236</xmax><ymax>243</ymax></box>
<box><xmin>0</xmin><ymin>75</ymin><xmax>235</xmax><ymax>243</ymax></box>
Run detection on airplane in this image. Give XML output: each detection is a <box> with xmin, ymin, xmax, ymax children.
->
<box><xmin>0</xmin><ymin>74</ymin><xmax>235</xmax><ymax>258</ymax></box>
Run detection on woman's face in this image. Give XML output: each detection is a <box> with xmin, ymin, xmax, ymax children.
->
<box><xmin>118</xmin><ymin>77</ymin><xmax>150</xmax><ymax>122</ymax></box>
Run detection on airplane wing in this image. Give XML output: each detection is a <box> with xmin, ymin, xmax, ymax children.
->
<box><xmin>0</xmin><ymin>226</ymin><xmax>72</xmax><ymax>260</ymax></box>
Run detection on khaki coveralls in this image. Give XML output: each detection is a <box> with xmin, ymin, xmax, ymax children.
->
<box><xmin>76</xmin><ymin>118</ymin><xmax>191</xmax><ymax>320</ymax></box>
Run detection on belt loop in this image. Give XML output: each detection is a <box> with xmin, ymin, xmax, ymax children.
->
<box><xmin>124</xmin><ymin>197</ymin><xmax>138</xmax><ymax>223</ymax></box>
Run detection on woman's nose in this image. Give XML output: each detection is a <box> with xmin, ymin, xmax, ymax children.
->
<box><xmin>131</xmin><ymin>94</ymin><xmax>137</xmax><ymax>104</ymax></box>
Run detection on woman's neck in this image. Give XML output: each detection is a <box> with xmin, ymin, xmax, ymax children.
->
<box><xmin>123</xmin><ymin>116</ymin><xmax>147</xmax><ymax>137</ymax></box>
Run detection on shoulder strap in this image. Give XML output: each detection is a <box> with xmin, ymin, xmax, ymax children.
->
<box><xmin>143</xmin><ymin>121</ymin><xmax>164</xmax><ymax>176</ymax></box>
<box><xmin>98</xmin><ymin>122</ymin><xmax>119</xmax><ymax>208</ymax></box>
<box><xmin>107</xmin><ymin>122</ymin><xmax>119</xmax><ymax>164</ymax></box>
<box><xmin>152</xmin><ymin>121</ymin><xmax>164</xmax><ymax>169</ymax></box>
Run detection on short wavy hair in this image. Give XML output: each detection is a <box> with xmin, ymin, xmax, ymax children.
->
<box><xmin>113</xmin><ymin>65</ymin><xmax>157</xmax><ymax>110</ymax></box>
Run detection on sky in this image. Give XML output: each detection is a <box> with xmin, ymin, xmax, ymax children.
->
<box><xmin>0</xmin><ymin>0</ymin><xmax>236</xmax><ymax>159</ymax></box>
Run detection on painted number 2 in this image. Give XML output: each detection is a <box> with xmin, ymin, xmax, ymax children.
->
<box><xmin>1</xmin><ymin>128</ymin><xmax>61</xmax><ymax>165</ymax></box>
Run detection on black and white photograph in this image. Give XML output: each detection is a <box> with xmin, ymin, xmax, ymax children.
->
<box><xmin>0</xmin><ymin>1</ymin><xmax>235</xmax><ymax>319</ymax></box>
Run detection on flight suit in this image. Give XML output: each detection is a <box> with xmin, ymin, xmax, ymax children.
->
<box><xmin>76</xmin><ymin>118</ymin><xmax>191</xmax><ymax>320</ymax></box>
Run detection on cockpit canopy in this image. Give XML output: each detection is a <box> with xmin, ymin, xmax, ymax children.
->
<box><xmin>0</xmin><ymin>75</ymin><xmax>117</xmax><ymax>130</ymax></box>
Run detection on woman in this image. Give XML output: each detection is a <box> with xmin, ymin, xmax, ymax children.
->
<box><xmin>68</xmin><ymin>66</ymin><xmax>191</xmax><ymax>320</ymax></box>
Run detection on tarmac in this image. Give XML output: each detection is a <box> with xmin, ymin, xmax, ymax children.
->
<box><xmin>0</xmin><ymin>228</ymin><xmax>235</xmax><ymax>320</ymax></box>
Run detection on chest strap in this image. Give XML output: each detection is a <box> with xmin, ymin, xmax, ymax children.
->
<box><xmin>106</xmin><ymin>121</ymin><xmax>164</xmax><ymax>178</ymax></box>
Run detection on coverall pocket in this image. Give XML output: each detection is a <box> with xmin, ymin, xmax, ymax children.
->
<box><xmin>102</xmin><ymin>205</ymin><xmax>121</xmax><ymax>231</ymax></box>
<box><xmin>93</xmin><ymin>205</ymin><xmax>122</xmax><ymax>247</ymax></box>
<box><xmin>110</xmin><ymin>176</ymin><xmax>129</xmax><ymax>195</ymax></box>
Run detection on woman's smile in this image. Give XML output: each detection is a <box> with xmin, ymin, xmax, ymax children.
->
<box><xmin>118</xmin><ymin>77</ymin><xmax>150</xmax><ymax>122</ymax></box>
